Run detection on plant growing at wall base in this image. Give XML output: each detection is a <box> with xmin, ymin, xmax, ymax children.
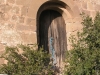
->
<box><xmin>64</xmin><ymin>13</ymin><xmax>100</xmax><ymax>75</ymax></box>
<box><xmin>0</xmin><ymin>45</ymin><xmax>54</xmax><ymax>75</ymax></box>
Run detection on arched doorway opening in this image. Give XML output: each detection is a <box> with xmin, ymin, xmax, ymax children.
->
<box><xmin>38</xmin><ymin>9</ymin><xmax>67</xmax><ymax>68</ymax></box>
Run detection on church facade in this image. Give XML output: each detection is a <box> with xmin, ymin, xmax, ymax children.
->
<box><xmin>0</xmin><ymin>0</ymin><xmax>99</xmax><ymax>70</ymax></box>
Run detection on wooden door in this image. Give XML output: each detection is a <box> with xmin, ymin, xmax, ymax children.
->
<box><xmin>39</xmin><ymin>10</ymin><xmax>67</xmax><ymax>68</ymax></box>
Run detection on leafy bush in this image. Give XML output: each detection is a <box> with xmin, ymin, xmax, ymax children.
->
<box><xmin>0</xmin><ymin>45</ymin><xmax>54</xmax><ymax>75</ymax></box>
<box><xmin>64</xmin><ymin>13</ymin><xmax>100</xmax><ymax>75</ymax></box>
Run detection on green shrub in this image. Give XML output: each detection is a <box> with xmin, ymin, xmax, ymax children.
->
<box><xmin>64</xmin><ymin>13</ymin><xmax>100</xmax><ymax>75</ymax></box>
<box><xmin>0</xmin><ymin>45</ymin><xmax>54</xmax><ymax>75</ymax></box>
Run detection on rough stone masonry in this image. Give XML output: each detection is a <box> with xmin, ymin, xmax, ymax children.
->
<box><xmin>0</xmin><ymin>0</ymin><xmax>100</xmax><ymax>64</ymax></box>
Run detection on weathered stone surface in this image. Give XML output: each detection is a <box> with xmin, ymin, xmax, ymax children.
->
<box><xmin>80</xmin><ymin>9</ymin><xmax>90</xmax><ymax>15</ymax></box>
<box><xmin>27</xmin><ymin>9</ymin><xmax>36</xmax><ymax>18</ymax></box>
<box><xmin>0</xmin><ymin>12</ymin><xmax>9</xmax><ymax>21</ymax></box>
<box><xmin>0</xmin><ymin>0</ymin><xmax>5</xmax><ymax>4</ymax></box>
<box><xmin>2</xmin><ymin>13</ymin><xmax>9</xmax><ymax>21</ymax></box>
<box><xmin>11</xmin><ymin>6</ymin><xmax>20</xmax><ymax>14</ymax></box>
<box><xmin>19</xmin><ymin>32</ymin><xmax>37</xmax><ymax>44</ymax></box>
<box><xmin>0</xmin><ymin>4</ymin><xmax>12</xmax><ymax>13</ymax></box>
<box><xmin>72</xmin><ymin>5</ymin><xmax>80</xmax><ymax>17</ymax></box>
<box><xmin>95</xmin><ymin>4</ymin><xmax>100</xmax><ymax>11</ymax></box>
<box><xmin>0</xmin><ymin>0</ymin><xmax>99</xmax><ymax>46</ymax></box>
<box><xmin>7</xmin><ymin>0</ymin><xmax>15</xmax><ymax>4</ymax></box>
<box><xmin>82</xmin><ymin>2</ymin><xmax>87</xmax><ymax>9</ymax></box>
<box><xmin>16</xmin><ymin>0</ymin><xmax>33</xmax><ymax>5</ymax></box>
<box><xmin>16</xmin><ymin>24</ymin><xmax>36</xmax><ymax>31</ymax></box>
<box><xmin>12</xmin><ymin>15</ymin><xmax>18</xmax><ymax>22</ymax></box>
<box><xmin>26</xmin><ymin>18</ymin><xmax>34</xmax><ymax>25</ymax></box>
<box><xmin>19</xmin><ymin>17</ymin><xmax>24</xmax><ymax>23</ymax></box>
<box><xmin>21</xmin><ymin>6</ymin><xmax>29</xmax><ymax>16</ymax></box>
<box><xmin>87</xmin><ymin>2</ymin><xmax>95</xmax><ymax>10</ymax></box>
<box><xmin>0</xmin><ymin>23</ymin><xmax>21</xmax><ymax>46</ymax></box>
<box><xmin>16</xmin><ymin>0</ymin><xmax>27</xmax><ymax>5</ymax></box>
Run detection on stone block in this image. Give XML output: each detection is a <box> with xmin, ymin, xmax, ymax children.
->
<box><xmin>72</xmin><ymin>5</ymin><xmax>80</xmax><ymax>17</ymax></box>
<box><xmin>80</xmin><ymin>9</ymin><xmax>90</xmax><ymax>15</ymax></box>
<box><xmin>11</xmin><ymin>6</ymin><xmax>20</xmax><ymax>14</ymax></box>
<box><xmin>0</xmin><ymin>12</ymin><xmax>9</xmax><ymax>21</ymax></box>
<box><xmin>95</xmin><ymin>4</ymin><xmax>100</xmax><ymax>11</ymax></box>
<box><xmin>19</xmin><ymin>32</ymin><xmax>37</xmax><ymax>44</ymax></box>
<box><xmin>27</xmin><ymin>7</ymin><xmax>35</xmax><ymax>18</ymax></box>
<box><xmin>21</xmin><ymin>6</ymin><xmax>29</xmax><ymax>16</ymax></box>
<box><xmin>0</xmin><ymin>0</ymin><xmax>5</xmax><ymax>4</ymax></box>
<box><xmin>0</xmin><ymin>23</ymin><xmax>22</xmax><ymax>46</ymax></box>
<box><xmin>75</xmin><ymin>2</ymin><xmax>82</xmax><ymax>8</ymax></box>
<box><xmin>66</xmin><ymin>22</ymin><xmax>82</xmax><ymax>32</ymax></box>
<box><xmin>66</xmin><ymin>23</ymin><xmax>73</xmax><ymax>32</ymax></box>
<box><xmin>7</xmin><ymin>0</ymin><xmax>15</xmax><ymax>4</ymax></box>
<box><xmin>2</xmin><ymin>13</ymin><xmax>9</xmax><ymax>21</ymax></box>
<box><xmin>16</xmin><ymin>0</ymin><xmax>32</xmax><ymax>5</ymax></box>
<box><xmin>19</xmin><ymin>17</ymin><xmax>24</xmax><ymax>23</ymax></box>
<box><xmin>87</xmin><ymin>2</ymin><xmax>95</xmax><ymax>10</ymax></box>
<box><xmin>12</xmin><ymin>15</ymin><xmax>18</xmax><ymax>22</ymax></box>
<box><xmin>12</xmin><ymin>15</ymin><xmax>25</xmax><ymax>24</ymax></box>
<box><xmin>0</xmin><ymin>4</ymin><xmax>12</xmax><ymax>13</ymax></box>
<box><xmin>82</xmin><ymin>2</ymin><xmax>87</xmax><ymax>9</ymax></box>
<box><xmin>26</xmin><ymin>18</ymin><xmax>34</xmax><ymax>25</ymax></box>
<box><xmin>16</xmin><ymin>24</ymin><xmax>36</xmax><ymax>31</ymax></box>
<box><xmin>90</xmin><ymin>0</ymin><xmax>99</xmax><ymax>4</ymax></box>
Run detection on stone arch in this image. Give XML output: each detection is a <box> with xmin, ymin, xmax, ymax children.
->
<box><xmin>37</xmin><ymin>1</ymin><xmax>73</xmax><ymax>21</ymax></box>
<box><xmin>36</xmin><ymin>0</ymin><xmax>74</xmax><ymax>44</ymax></box>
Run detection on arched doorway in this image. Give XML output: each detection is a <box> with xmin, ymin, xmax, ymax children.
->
<box><xmin>38</xmin><ymin>10</ymin><xmax>67</xmax><ymax>68</ymax></box>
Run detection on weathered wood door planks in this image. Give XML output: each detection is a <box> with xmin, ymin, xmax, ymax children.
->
<box><xmin>39</xmin><ymin>10</ymin><xmax>67</xmax><ymax>67</ymax></box>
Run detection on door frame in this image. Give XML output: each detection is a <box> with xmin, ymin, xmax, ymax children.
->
<box><xmin>36</xmin><ymin>1</ymin><xmax>73</xmax><ymax>70</ymax></box>
<box><xmin>36</xmin><ymin>1</ymin><xmax>72</xmax><ymax>45</ymax></box>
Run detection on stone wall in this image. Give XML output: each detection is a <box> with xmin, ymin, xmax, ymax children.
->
<box><xmin>66</xmin><ymin>0</ymin><xmax>100</xmax><ymax>49</ymax></box>
<box><xmin>0</xmin><ymin>0</ymin><xmax>38</xmax><ymax>64</ymax></box>
<box><xmin>0</xmin><ymin>0</ymin><xmax>100</xmax><ymax>64</ymax></box>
